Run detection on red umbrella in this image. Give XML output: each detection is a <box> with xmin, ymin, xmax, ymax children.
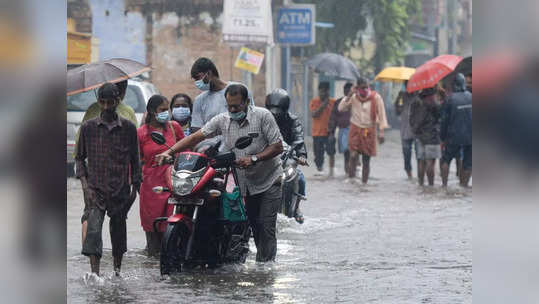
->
<box><xmin>406</xmin><ymin>54</ymin><xmax>463</xmax><ymax>93</ymax></box>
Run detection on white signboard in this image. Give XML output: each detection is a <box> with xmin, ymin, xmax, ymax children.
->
<box><xmin>222</xmin><ymin>0</ymin><xmax>273</xmax><ymax>45</ymax></box>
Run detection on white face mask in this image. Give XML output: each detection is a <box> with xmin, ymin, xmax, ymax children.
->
<box><xmin>194</xmin><ymin>73</ymin><xmax>210</xmax><ymax>91</ymax></box>
<box><xmin>172</xmin><ymin>107</ymin><xmax>191</xmax><ymax>122</ymax></box>
<box><xmin>155</xmin><ymin>110</ymin><xmax>170</xmax><ymax>123</ymax></box>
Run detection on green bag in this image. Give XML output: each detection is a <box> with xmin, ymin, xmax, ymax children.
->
<box><xmin>220</xmin><ymin>186</ymin><xmax>247</xmax><ymax>222</ymax></box>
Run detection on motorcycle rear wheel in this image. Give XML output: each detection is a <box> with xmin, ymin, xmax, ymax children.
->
<box><xmin>160</xmin><ymin>221</ymin><xmax>190</xmax><ymax>275</ymax></box>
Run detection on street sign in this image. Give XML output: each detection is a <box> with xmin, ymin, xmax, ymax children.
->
<box><xmin>222</xmin><ymin>0</ymin><xmax>273</xmax><ymax>45</ymax></box>
<box><xmin>276</xmin><ymin>4</ymin><xmax>316</xmax><ymax>45</ymax></box>
<box><xmin>234</xmin><ymin>47</ymin><xmax>265</xmax><ymax>74</ymax></box>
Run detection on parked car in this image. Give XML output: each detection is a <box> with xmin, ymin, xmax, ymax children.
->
<box><xmin>67</xmin><ymin>78</ymin><xmax>159</xmax><ymax>176</ymax></box>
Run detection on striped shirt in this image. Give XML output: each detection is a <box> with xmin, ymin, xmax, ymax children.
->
<box><xmin>75</xmin><ymin>114</ymin><xmax>141</xmax><ymax>210</ymax></box>
<box><xmin>201</xmin><ymin>106</ymin><xmax>283</xmax><ymax>196</ymax></box>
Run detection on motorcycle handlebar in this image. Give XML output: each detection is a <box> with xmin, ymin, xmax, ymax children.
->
<box><xmin>152</xmin><ymin>155</ymin><xmax>175</xmax><ymax>167</ymax></box>
<box><xmin>292</xmin><ymin>156</ymin><xmax>309</xmax><ymax>166</ymax></box>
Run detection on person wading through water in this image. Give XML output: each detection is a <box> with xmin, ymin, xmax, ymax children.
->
<box><xmin>137</xmin><ymin>95</ymin><xmax>185</xmax><ymax>256</ymax></box>
<box><xmin>338</xmin><ymin>77</ymin><xmax>388</xmax><ymax>184</ymax></box>
<box><xmin>75</xmin><ymin>82</ymin><xmax>141</xmax><ymax>277</ymax></box>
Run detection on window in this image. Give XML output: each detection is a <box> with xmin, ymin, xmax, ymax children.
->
<box><xmin>66</xmin><ymin>90</ymin><xmax>96</xmax><ymax>111</ymax></box>
<box><xmin>123</xmin><ymin>85</ymin><xmax>145</xmax><ymax>113</ymax></box>
<box><xmin>66</xmin><ymin>84</ymin><xmax>144</xmax><ymax>113</ymax></box>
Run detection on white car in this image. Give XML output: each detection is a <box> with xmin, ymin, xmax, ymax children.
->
<box><xmin>67</xmin><ymin>78</ymin><xmax>159</xmax><ymax>176</ymax></box>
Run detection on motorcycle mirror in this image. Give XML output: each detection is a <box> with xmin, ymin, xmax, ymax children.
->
<box><xmin>204</xmin><ymin>140</ymin><xmax>221</xmax><ymax>157</ymax></box>
<box><xmin>151</xmin><ymin>132</ymin><xmax>166</xmax><ymax>145</ymax></box>
<box><xmin>235</xmin><ymin>136</ymin><xmax>253</xmax><ymax>150</ymax></box>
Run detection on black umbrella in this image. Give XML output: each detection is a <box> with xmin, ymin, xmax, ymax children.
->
<box><xmin>305</xmin><ymin>52</ymin><xmax>360</xmax><ymax>80</ymax></box>
<box><xmin>455</xmin><ymin>56</ymin><xmax>472</xmax><ymax>76</ymax></box>
<box><xmin>67</xmin><ymin>58</ymin><xmax>150</xmax><ymax>96</ymax></box>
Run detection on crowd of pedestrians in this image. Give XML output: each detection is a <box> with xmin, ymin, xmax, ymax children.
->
<box><xmin>397</xmin><ymin>73</ymin><xmax>472</xmax><ymax>187</ymax></box>
<box><xmin>309</xmin><ymin>73</ymin><xmax>472</xmax><ymax>188</ymax></box>
<box><xmin>73</xmin><ymin>55</ymin><xmax>472</xmax><ymax>277</ymax></box>
<box><xmin>309</xmin><ymin>77</ymin><xmax>389</xmax><ymax>184</ymax></box>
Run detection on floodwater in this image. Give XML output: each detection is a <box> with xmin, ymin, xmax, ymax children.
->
<box><xmin>67</xmin><ymin>130</ymin><xmax>471</xmax><ymax>303</ymax></box>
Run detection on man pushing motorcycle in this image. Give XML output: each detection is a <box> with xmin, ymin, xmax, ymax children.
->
<box><xmin>155</xmin><ymin>84</ymin><xmax>283</xmax><ymax>262</ymax></box>
<box><xmin>265</xmin><ymin>89</ymin><xmax>308</xmax><ymax>224</ymax></box>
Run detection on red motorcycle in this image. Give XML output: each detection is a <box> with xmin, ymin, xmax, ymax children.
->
<box><xmin>150</xmin><ymin>132</ymin><xmax>253</xmax><ymax>275</ymax></box>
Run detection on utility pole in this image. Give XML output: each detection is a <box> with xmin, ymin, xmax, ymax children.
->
<box><xmin>448</xmin><ymin>0</ymin><xmax>458</xmax><ymax>54</ymax></box>
<box><xmin>282</xmin><ymin>0</ymin><xmax>292</xmax><ymax>92</ymax></box>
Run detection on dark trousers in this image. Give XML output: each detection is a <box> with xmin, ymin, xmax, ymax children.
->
<box><xmin>245</xmin><ymin>183</ymin><xmax>282</xmax><ymax>262</ymax></box>
<box><xmin>82</xmin><ymin>208</ymin><xmax>127</xmax><ymax>258</ymax></box>
<box><xmin>313</xmin><ymin>136</ymin><xmax>334</xmax><ymax>170</ymax></box>
<box><xmin>402</xmin><ymin>138</ymin><xmax>417</xmax><ymax>172</ymax></box>
<box><xmin>442</xmin><ymin>144</ymin><xmax>472</xmax><ymax>170</ymax></box>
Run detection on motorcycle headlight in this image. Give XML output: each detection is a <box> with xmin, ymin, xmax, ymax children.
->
<box><xmin>171</xmin><ymin>169</ymin><xmax>204</xmax><ymax>196</ymax></box>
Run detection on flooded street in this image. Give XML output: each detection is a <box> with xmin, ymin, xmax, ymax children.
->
<box><xmin>67</xmin><ymin>130</ymin><xmax>471</xmax><ymax>303</ymax></box>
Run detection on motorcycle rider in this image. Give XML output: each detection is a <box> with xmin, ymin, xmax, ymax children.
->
<box><xmin>156</xmin><ymin>84</ymin><xmax>283</xmax><ymax>263</ymax></box>
<box><xmin>265</xmin><ymin>89</ymin><xmax>308</xmax><ymax>224</ymax></box>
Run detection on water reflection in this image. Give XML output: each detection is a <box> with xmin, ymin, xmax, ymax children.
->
<box><xmin>162</xmin><ymin>263</ymin><xmax>279</xmax><ymax>303</ymax></box>
<box><xmin>67</xmin><ymin>131</ymin><xmax>471</xmax><ymax>303</ymax></box>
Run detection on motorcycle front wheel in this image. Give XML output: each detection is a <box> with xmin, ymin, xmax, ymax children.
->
<box><xmin>160</xmin><ymin>221</ymin><xmax>190</xmax><ymax>275</ymax></box>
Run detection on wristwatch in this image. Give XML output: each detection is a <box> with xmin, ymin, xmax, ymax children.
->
<box><xmin>251</xmin><ymin>155</ymin><xmax>258</xmax><ymax>164</ymax></box>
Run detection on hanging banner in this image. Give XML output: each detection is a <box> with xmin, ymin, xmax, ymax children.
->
<box><xmin>222</xmin><ymin>0</ymin><xmax>273</xmax><ymax>45</ymax></box>
<box><xmin>234</xmin><ymin>47</ymin><xmax>265</xmax><ymax>74</ymax></box>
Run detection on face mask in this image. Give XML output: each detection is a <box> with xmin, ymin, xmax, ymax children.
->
<box><xmin>229</xmin><ymin>111</ymin><xmax>246</xmax><ymax>121</ymax></box>
<box><xmin>194</xmin><ymin>73</ymin><xmax>210</xmax><ymax>91</ymax></box>
<box><xmin>102</xmin><ymin>107</ymin><xmax>116</xmax><ymax>115</ymax></box>
<box><xmin>358</xmin><ymin>88</ymin><xmax>370</xmax><ymax>97</ymax></box>
<box><xmin>100</xmin><ymin>102</ymin><xmax>117</xmax><ymax>119</ymax></box>
<box><xmin>172</xmin><ymin>107</ymin><xmax>191</xmax><ymax>122</ymax></box>
<box><xmin>156</xmin><ymin>110</ymin><xmax>170</xmax><ymax>123</ymax></box>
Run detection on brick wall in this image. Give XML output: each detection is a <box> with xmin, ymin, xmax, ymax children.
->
<box><xmin>150</xmin><ymin>11</ymin><xmax>268</xmax><ymax>105</ymax></box>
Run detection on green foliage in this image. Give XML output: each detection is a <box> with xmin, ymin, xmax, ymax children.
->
<box><xmin>294</xmin><ymin>0</ymin><xmax>421</xmax><ymax>73</ymax></box>
<box><xmin>367</xmin><ymin>0</ymin><xmax>421</xmax><ymax>73</ymax></box>
<box><xmin>294</xmin><ymin>0</ymin><xmax>368</xmax><ymax>56</ymax></box>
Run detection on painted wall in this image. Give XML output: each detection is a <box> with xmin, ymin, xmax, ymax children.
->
<box><xmin>86</xmin><ymin>1</ymin><xmax>273</xmax><ymax>105</ymax></box>
<box><xmin>89</xmin><ymin>0</ymin><xmax>146</xmax><ymax>63</ymax></box>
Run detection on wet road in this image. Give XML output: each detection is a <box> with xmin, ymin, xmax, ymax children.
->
<box><xmin>67</xmin><ymin>130</ymin><xmax>471</xmax><ymax>303</ymax></box>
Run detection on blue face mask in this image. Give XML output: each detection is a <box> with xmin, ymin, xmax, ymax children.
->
<box><xmin>194</xmin><ymin>73</ymin><xmax>210</xmax><ymax>91</ymax></box>
<box><xmin>229</xmin><ymin>111</ymin><xmax>246</xmax><ymax>121</ymax></box>
<box><xmin>172</xmin><ymin>107</ymin><xmax>191</xmax><ymax>122</ymax></box>
<box><xmin>155</xmin><ymin>110</ymin><xmax>170</xmax><ymax>123</ymax></box>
